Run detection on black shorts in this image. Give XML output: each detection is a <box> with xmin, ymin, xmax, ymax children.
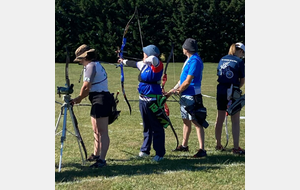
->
<box><xmin>88</xmin><ymin>91</ymin><xmax>113</xmax><ymax>118</ymax></box>
<box><xmin>216</xmin><ymin>93</ymin><xmax>228</xmax><ymax>111</ymax></box>
<box><xmin>216</xmin><ymin>84</ymin><xmax>230</xmax><ymax>111</ymax></box>
<box><xmin>216</xmin><ymin>83</ymin><xmax>240</xmax><ymax>111</ymax></box>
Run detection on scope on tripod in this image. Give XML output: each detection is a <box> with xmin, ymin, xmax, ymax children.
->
<box><xmin>57</xmin><ymin>84</ymin><xmax>74</xmax><ymax>96</ymax></box>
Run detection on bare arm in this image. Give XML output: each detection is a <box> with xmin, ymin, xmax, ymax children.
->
<box><xmin>73</xmin><ymin>81</ymin><xmax>91</xmax><ymax>104</ymax></box>
<box><xmin>239</xmin><ymin>78</ymin><xmax>245</xmax><ymax>88</ymax></box>
<box><xmin>165</xmin><ymin>80</ymin><xmax>180</xmax><ymax>98</ymax></box>
<box><xmin>176</xmin><ymin>75</ymin><xmax>194</xmax><ymax>94</ymax></box>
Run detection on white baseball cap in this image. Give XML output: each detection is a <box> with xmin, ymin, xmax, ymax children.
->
<box><xmin>235</xmin><ymin>42</ymin><xmax>245</xmax><ymax>52</ymax></box>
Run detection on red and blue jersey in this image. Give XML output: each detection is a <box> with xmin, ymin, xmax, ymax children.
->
<box><xmin>136</xmin><ymin>56</ymin><xmax>163</xmax><ymax>95</ymax></box>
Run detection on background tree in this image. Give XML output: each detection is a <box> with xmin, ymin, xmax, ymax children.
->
<box><xmin>55</xmin><ymin>0</ymin><xmax>245</xmax><ymax>63</ymax></box>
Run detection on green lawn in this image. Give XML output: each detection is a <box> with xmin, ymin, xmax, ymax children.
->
<box><xmin>55</xmin><ymin>62</ymin><xmax>245</xmax><ymax>189</ymax></box>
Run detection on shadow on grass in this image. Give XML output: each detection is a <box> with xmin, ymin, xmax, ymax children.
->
<box><xmin>55</xmin><ymin>152</ymin><xmax>245</xmax><ymax>183</ymax></box>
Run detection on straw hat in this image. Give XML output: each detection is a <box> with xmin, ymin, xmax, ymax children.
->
<box><xmin>73</xmin><ymin>44</ymin><xmax>95</xmax><ymax>62</ymax></box>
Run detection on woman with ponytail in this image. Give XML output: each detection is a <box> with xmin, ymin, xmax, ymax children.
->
<box><xmin>215</xmin><ymin>42</ymin><xmax>245</xmax><ymax>155</ymax></box>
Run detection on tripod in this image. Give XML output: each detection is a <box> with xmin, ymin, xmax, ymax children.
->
<box><xmin>55</xmin><ymin>94</ymin><xmax>86</xmax><ymax>172</ymax></box>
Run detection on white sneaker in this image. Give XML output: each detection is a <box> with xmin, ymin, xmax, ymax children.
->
<box><xmin>152</xmin><ymin>155</ymin><xmax>163</xmax><ymax>162</ymax></box>
<box><xmin>138</xmin><ymin>151</ymin><xmax>149</xmax><ymax>158</ymax></box>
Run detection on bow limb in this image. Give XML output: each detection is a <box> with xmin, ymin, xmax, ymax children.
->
<box><xmin>117</xmin><ymin>9</ymin><xmax>137</xmax><ymax>115</ymax></box>
<box><xmin>161</xmin><ymin>106</ymin><xmax>179</xmax><ymax>150</ymax></box>
<box><xmin>169</xmin><ymin>119</ymin><xmax>179</xmax><ymax>149</ymax></box>
<box><xmin>161</xmin><ymin>43</ymin><xmax>174</xmax><ymax>116</ymax></box>
<box><xmin>119</xmin><ymin>8</ymin><xmax>137</xmax><ymax>59</ymax></box>
<box><xmin>70</xmin><ymin>105</ymin><xmax>88</xmax><ymax>160</ymax></box>
<box><xmin>120</xmin><ymin>62</ymin><xmax>132</xmax><ymax>115</ymax></box>
<box><xmin>160</xmin><ymin>43</ymin><xmax>179</xmax><ymax>149</ymax></box>
<box><xmin>65</xmin><ymin>46</ymin><xmax>71</xmax><ymax>89</ymax></box>
<box><xmin>64</xmin><ymin>46</ymin><xmax>88</xmax><ymax>160</ymax></box>
<box><xmin>117</xmin><ymin>7</ymin><xmax>143</xmax><ymax>115</ymax></box>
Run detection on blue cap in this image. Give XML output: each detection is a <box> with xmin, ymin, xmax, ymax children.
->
<box><xmin>143</xmin><ymin>45</ymin><xmax>160</xmax><ymax>57</ymax></box>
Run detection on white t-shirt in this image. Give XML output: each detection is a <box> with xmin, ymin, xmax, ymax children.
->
<box><xmin>83</xmin><ymin>61</ymin><xmax>109</xmax><ymax>92</ymax></box>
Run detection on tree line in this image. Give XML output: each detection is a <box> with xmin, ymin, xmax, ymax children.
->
<box><xmin>55</xmin><ymin>0</ymin><xmax>245</xmax><ymax>63</ymax></box>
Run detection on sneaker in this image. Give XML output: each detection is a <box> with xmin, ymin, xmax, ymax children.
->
<box><xmin>90</xmin><ymin>159</ymin><xmax>107</xmax><ymax>168</ymax></box>
<box><xmin>138</xmin><ymin>151</ymin><xmax>150</xmax><ymax>158</ymax></box>
<box><xmin>87</xmin><ymin>154</ymin><xmax>100</xmax><ymax>162</ymax></box>
<box><xmin>215</xmin><ymin>145</ymin><xmax>224</xmax><ymax>151</ymax></box>
<box><xmin>152</xmin><ymin>155</ymin><xmax>163</xmax><ymax>162</ymax></box>
<box><xmin>193</xmin><ymin>149</ymin><xmax>207</xmax><ymax>158</ymax></box>
<box><xmin>172</xmin><ymin>145</ymin><xmax>189</xmax><ymax>152</ymax></box>
<box><xmin>232</xmin><ymin>147</ymin><xmax>245</xmax><ymax>155</ymax></box>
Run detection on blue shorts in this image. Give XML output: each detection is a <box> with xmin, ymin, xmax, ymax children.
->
<box><xmin>180</xmin><ymin>95</ymin><xmax>195</xmax><ymax>120</ymax></box>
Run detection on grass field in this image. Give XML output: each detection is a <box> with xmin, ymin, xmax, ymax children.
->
<box><xmin>55</xmin><ymin>62</ymin><xmax>245</xmax><ymax>189</ymax></box>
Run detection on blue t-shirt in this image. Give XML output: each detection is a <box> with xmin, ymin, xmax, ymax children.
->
<box><xmin>217</xmin><ymin>55</ymin><xmax>245</xmax><ymax>86</ymax></box>
<box><xmin>180</xmin><ymin>53</ymin><xmax>203</xmax><ymax>95</ymax></box>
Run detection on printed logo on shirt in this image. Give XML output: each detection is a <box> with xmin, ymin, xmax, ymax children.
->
<box><xmin>219</xmin><ymin>61</ymin><xmax>234</xmax><ymax>79</ymax></box>
<box><xmin>220</xmin><ymin>61</ymin><xmax>230</xmax><ymax>70</ymax></box>
<box><xmin>226</xmin><ymin>70</ymin><xmax>234</xmax><ymax>79</ymax></box>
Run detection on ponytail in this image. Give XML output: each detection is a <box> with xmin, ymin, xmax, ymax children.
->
<box><xmin>228</xmin><ymin>44</ymin><xmax>236</xmax><ymax>55</ymax></box>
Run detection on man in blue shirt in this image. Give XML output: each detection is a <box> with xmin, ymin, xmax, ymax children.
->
<box><xmin>166</xmin><ymin>38</ymin><xmax>208</xmax><ymax>158</ymax></box>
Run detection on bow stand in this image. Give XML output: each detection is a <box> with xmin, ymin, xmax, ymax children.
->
<box><xmin>55</xmin><ymin>46</ymin><xmax>87</xmax><ymax>172</ymax></box>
